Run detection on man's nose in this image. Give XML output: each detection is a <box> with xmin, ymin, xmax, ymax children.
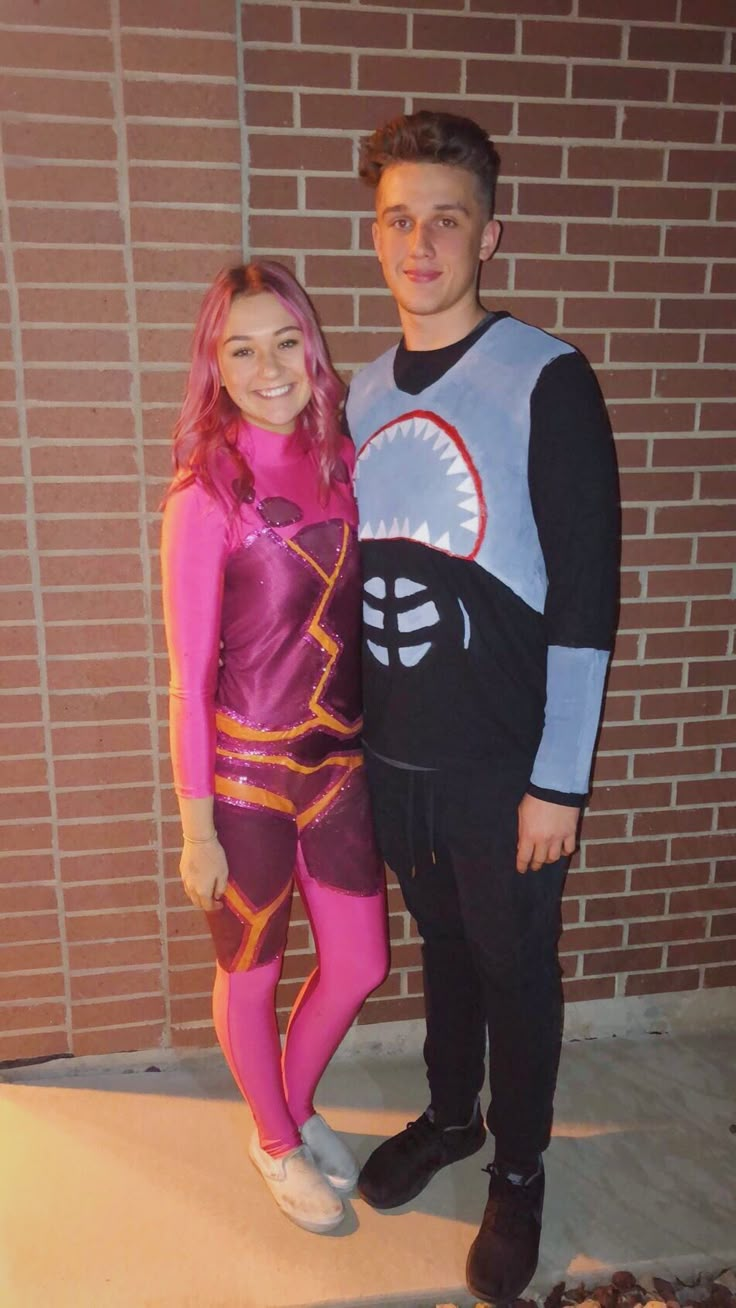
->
<box><xmin>410</xmin><ymin>222</ymin><xmax>434</xmax><ymax>257</ymax></box>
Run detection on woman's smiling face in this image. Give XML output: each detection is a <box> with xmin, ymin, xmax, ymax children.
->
<box><xmin>217</xmin><ymin>291</ymin><xmax>312</xmax><ymax>434</ymax></box>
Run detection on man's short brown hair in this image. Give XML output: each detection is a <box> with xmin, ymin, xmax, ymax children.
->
<box><xmin>359</xmin><ymin>111</ymin><xmax>500</xmax><ymax>216</ymax></box>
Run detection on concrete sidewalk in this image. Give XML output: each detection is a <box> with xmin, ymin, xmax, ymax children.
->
<box><xmin>1</xmin><ymin>1030</ymin><xmax>735</xmax><ymax>1308</ymax></box>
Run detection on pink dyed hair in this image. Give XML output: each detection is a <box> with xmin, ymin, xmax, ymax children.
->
<box><xmin>167</xmin><ymin>261</ymin><xmax>344</xmax><ymax>509</ymax></box>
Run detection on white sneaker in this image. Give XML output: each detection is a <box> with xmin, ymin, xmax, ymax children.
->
<box><xmin>248</xmin><ymin>1134</ymin><xmax>344</xmax><ymax>1233</ymax></box>
<box><xmin>300</xmin><ymin>1112</ymin><xmax>360</xmax><ymax>1193</ymax></box>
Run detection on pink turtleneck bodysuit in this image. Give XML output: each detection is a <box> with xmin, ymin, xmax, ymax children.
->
<box><xmin>161</xmin><ymin>422</ymin><xmax>388</xmax><ymax>1155</ymax></box>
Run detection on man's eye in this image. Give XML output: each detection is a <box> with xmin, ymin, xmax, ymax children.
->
<box><xmin>438</xmin><ymin>218</ymin><xmax>457</xmax><ymax>228</ymax></box>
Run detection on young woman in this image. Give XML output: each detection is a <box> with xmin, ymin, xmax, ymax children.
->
<box><xmin>161</xmin><ymin>261</ymin><xmax>388</xmax><ymax>1233</ymax></box>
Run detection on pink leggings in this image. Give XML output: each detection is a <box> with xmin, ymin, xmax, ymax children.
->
<box><xmin>212</xmin><ymin>853</ymin><xmax>388</xmax><ymax>1156</ymax></box>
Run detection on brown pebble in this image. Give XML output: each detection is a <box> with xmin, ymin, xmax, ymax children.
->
<box><xmin>614</xmin><ymin>1274</ymin><xmax>639</xmax><ymax>1293</ymax></box>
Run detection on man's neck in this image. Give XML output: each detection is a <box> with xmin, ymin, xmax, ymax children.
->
<box><xmin>400</xmin><ymin>300</ymin><xmax>487</xmax><ymax>352</ymax></box>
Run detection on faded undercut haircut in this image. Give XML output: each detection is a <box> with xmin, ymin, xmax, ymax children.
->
<box><xmin>359</xmin><ymin>111</ymin><xmax>500</xmax><ymax>216</ymax></box>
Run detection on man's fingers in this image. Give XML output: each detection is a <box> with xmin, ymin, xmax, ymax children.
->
<box><xmin>546</xmin><ymin>839</ymin><xmax>563</xmax><ymax>866</ymax></box>
<box><xmin>516</xmin><ymin>836</ymin><xmax>534</xmax><ymax>874</ymax></box>
<box><xmin>529</xmin><ymin>840</ymin><xmax>547</xmax><ymax>872</ymax></box>
<box><xmin>562</xmin><ymin>832</ymin><xmax>577</xmax><ymax>856</ymax></box>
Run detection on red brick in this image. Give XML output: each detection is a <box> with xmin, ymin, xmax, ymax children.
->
<box><xmin>567</xmin><ymin>223</ymin><xmax>660</xmax><ymax>257</ymax></box>
<box><xmin>563</xmin><ymin>298</ymin><xmax>655</xmax><ymax>329</ymax></box>
<box><xmin>579</xmin><ymin>0</ymin><xmax>675</xmax><ymax>14</ymax></box>
<box><xmin>251</xmin><ymin>214</ymin><xmax>351</xmax><ymax>250</ymax></box>
<box><xmin>123</xmin><ymin>0</ymin><xmax>234</xmax><ymax>28</ymax></box>
<box><xmin>5</xmin><ymin>162</ymin><xmax>117</xmax><ymax>205</ymax></box>
<box><xmin>680</xmin><ymin>0</ymin><xmax>735</xmax><ymax>22</ymax></box>
<box><xmin>125</xmin><ymin>78</ymin><xmax>239</xmax><ymax>121</ymax></box>
<box><xmin>634</xmin><ymin>806</ymin><xmax>714</xmax><ymax>837</ymax></box>
<box><xmin>563</xmin><ymin>975</ymin><xmax>616</xmax><ymax>1002</ymax></box>
<box><xmin>571</xmin><ymin>146</ymin><xmax>665</xmax><ymax>183</ymax></box>
<box><xmin>658</xmin><ymin>366</ymin><xmax>736</xmax><ymax>395</ymax></box>
<box><xmin>711</xmin><ymin>913</ymin><xmax>736</xmax><ymax>938</ymax></box>
<box><xmin>300</xmin><ymin>92</ymin><xmax>404</xmax><ymax>132</ymax></box>
<box><xmin>675</xmin><ymin>70</ymin><xmax>736</xmax><ymax>107</ymax></box>
<box><xmin>704</xmin><ymin>964</ymin><xmax>736</xmax><ymax>989</ymax></box>
<box><xmin>522</xmin><ymin>19</ymin><xmax>621</xmax><ymax>58</ymax></box>
<box><xmin>1</xmin><ymin>30</ymin><xmax>113</xmax><ymax>72</ymax></box>
<box><xmin>306</xmin><ymin>254</ymin><xmax>386</xmax><ymax>290</ymax></box>
<box><xmin>669</xmin><ymin>149</ymin><xmax>736</xmax><ymax>186</ymax></box>
<box><xmin>518</xmin><ymin>102</ymin><xmax>616</xmax><ymax>141</ymax></box>
<box><xmin>589</xmin><ymin>782</ymin><xmax>672</xmax><ymax>813</ymax></box>
<box><xmin>360</xmin><ymin>53</ymin><xmax>461</xmax><ymax>94</ymax></box>
<box><xmin>72</xmin><ymin>994</ymin><xmax>165</xmax><ymax>1031</ymax></box>
<box><xmin>634</xmin><ymin>748</ymin><xmax>718</xmax><ymax>779</ymax></box>
<box><xmin>654</xmin><ymin>436</ymin><xmax>736</xmax><ymax>467</ymax></box>
<box><xmin>572</xmin><ymin>63</ymin><xmax>669</xmax><ymax>103</ymax></box>
<box><xmin>622</xmin><ymin>105</ymin><xmax>719</xmax><ymax>144</ymax></box>
<box><xmin>249</xmin><ymin>133</ymin><xmax>353</xmax><ymax>172</ymax></box>
<box><xmin>665</xmin><ymin>225</ymin><xmax>736</xmax><ymax>258</ymax></box>
<box><xmin>671</xmin><ymin>885</ymin><xmax>736</xmax><ymax>915</ymax></box>
<box><xmin>655</xmin><ymin>504</ymin><xmax>735</xmax><ymax>534</ymax></box>
<box><xmin>696</xmin><ymin>534</ymin><xmax>736</xmax><ymax>563</ymax></box>
<box><xmin>518</xmin><ymin>183</ymin><xmax>613</xmax><ymax>219</ymax></box>
<box><xmin>301</xmin><ymin>6</ymin><xmax>407</xmax><ymax>47</ymax></box>
<box><xmin>630</xmin><ymin>917</ymin><xmax>708</xmax><ymax>946</ymax></box>
<box><xmin>683</xmin><ymin>718</ymin><xmax>736</xmax><ymax>748</ymax></box>
<box><xmin>669</xmin><ymin>938</ymin><xmax>735</xmax><ymax>967</ymax></box>
<box><xmin>625</xmin><ymin>968</ymin><xmax>698</xmax><ymax>996</ymax></box>
<box><xmin>471</xmin><ymin>0</ymin><xmax>572</xmax><ymax>11</ymax></box>
<box><xmin>631</xmin><ymin>862</ymin><xmax>711</xmax><ymax>891</ymax></box>
<box><xmin>123</xmin><ymin>33</ymin><xmax>236</xmax><ymax>77</ymax></box>
<box><xmin>241</xmin><ymin>2</ymin><xmax>293</xmax><ymax>42</ymax></box>
<box><xmin>701</xmin><ymin>401</ymin><xmax>736</xmax><ymax>430</ymax></box>
<box><xmin>648</xmin><ymin>568</ymin><xmax>731</xmax><ymax>599</ymax></box>
<box><xmin>467</xmin><ymin>59</ymin><xmax>566</xmax><ymax>99</ymax></box>
<box><xmin>616</xmin><ymin>262</ymin><xmax>706</xmax><ymax>295</ymax></box>
<box><xmin>127</xmin><ymin>124</ymin><xmax>241</xmax><ymax>165</ymax></box>
<box><xmin>585</xmin><ymin>892</ymin><xmax>666</xmax><ymax>923</ymax></box>
<box><xmin>585</xmin><ymin>838</ymin><xmax>668</xmax><ymax>869</ymax></box>
<box><xmin>631</xmin><ymin>25</ymin><xmax>725</xmax><ymax>64</ymax></box>
<box><xmin>646</xmin><ymin>630</ymin><xmax>729</xmax><ymax>660</ymax></box>
<box><xmin>583</xmin><ymin>945</ymin><xmax>663</xmax><ymax>975</ymax></box>
<box><xmin>599</xmin><ymin>722</ymin><xmax>677</xmax><ymax>751</ymax></box>
<box><xmin>515</xmin><ymin>259</ymin><xmax>608</xmax><ymax>293</ymax></box>
<box><xmin>357</xmin><ymin>996</ymin><xmax>426</xmax><ymax>1025</ymax></box>
<box><xmin>618</xmin><ymin>186</ymin><xmax>711</xmax><ymax>221</ymax></box>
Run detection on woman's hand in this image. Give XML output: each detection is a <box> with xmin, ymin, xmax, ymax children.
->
<box><xmin>179</xmin><ymin>835</ymin><xmax>229</xmax><ymax>912</ymax></box>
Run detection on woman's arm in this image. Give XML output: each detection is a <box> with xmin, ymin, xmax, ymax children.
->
<box><xmin>161</xmin><ymin>481</ymin><xmax>232</xmax><ymax>910</ymax></box>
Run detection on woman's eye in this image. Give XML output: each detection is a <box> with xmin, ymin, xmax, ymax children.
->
<box><xmin>279</xmin><ymin>338</ymin><xmax>299</xmax><ymax>349</ymax></box>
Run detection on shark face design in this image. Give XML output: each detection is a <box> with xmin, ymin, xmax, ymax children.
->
<box><xmin>355</xmin><ymin>410</ymin><xmax>486</xmax><ymax>668</ymax></box>
<box><xmin>354</xmin><ymin>409</ymin><xmax>487</xmax><ymax>561</ymax></box>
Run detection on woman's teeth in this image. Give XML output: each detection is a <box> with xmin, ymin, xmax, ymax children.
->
<box><xmin>258</xmin><ymin>384</ymin><xmax>291</xmax><ymax>398</ymax></box>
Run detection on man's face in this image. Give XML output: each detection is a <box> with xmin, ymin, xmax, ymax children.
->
<box><xmin>372</xmin><ymin>162</ymin><xmax>500</xmax><ymax>323</ymax></box>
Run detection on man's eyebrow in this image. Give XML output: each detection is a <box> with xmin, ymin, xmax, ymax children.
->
<box><xmin>223</xmin><ymin>324</ymin><xmax>302</xmax><ymax>344</ymax></box>
<box><xmin>381</xmin><ymin>202</ymin><xmax>471</xmax><ymax>217</ymax></box>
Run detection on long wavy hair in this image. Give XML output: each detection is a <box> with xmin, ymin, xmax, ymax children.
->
<box><xmin>166</xmin><ymin>261</ymin><xmax>344</xmax><ymax>510</ymax></box>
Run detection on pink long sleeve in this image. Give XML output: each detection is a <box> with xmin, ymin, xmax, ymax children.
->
<box><xmin>161</xmin><ymin>480</ymin><xmax>232</xmax><ymax>798</ymax></box>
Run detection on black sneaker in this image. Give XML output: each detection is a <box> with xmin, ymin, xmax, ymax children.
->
<box><xmin>357</xmin><ymin>1103</ymin><xmax>486</xmax><ymax>1209</ymax></box>
<box><xmin>466</xmin><ymin>1156</ymin><xmax>545</xmax><ymax>1304</ymax></box>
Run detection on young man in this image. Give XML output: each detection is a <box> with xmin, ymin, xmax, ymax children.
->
<box><xmin>346</xmin><ymin>113</ymin><xmax>620</xmax><ymax>1303</ymax></box>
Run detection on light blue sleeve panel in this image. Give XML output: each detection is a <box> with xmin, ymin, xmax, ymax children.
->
<box><xmin>530</xmin><ymin>645</ymin><xmax>610</xmax><ymax>797</ymax></box>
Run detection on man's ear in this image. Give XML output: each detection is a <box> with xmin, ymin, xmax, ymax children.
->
<box><xmin>479</xmin><ymin>218</ymin><xmax>502</xmax><ymax>264</ymax></box>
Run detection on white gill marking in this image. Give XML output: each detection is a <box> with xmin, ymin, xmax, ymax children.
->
<box><xmin>395</xmin><ymin>577</ymin><xmax>427</xmax><ymax>598</ymax></box>
<box><xmin>397</xmin><ymin>600</ymin><xmax>440</xmax><ymax>634</ymax></box>
<box><xmin>398</xmin><ymin>642</ymin><xmax>432</xmax><ymax>667</ymax></box>
<box><xmin>458</xmin><ymin>598</ymin><xmax>471</xmax><ymax>650</ymax></box>
<box><xmin>364</xmin><ymin>576</ymin><xmax>386</xmax><ymax>599</ymax></box>
<box><xmin>363</xmin><ymin>602</ymin><xmax>385</xmax><ymax>629</ymax></box>
<box><xmin>367</xmin><ymin>640</ymin><xmax>389</xmax><ymax>666</ymax></box>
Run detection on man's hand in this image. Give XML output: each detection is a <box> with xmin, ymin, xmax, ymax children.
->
<box><xmin>516</xmin><ymin>793</ymin><xmax>579</xmax><ymax>874</ymax></box>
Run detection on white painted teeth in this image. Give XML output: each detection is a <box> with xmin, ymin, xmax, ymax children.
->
<box><xmin>412</xmin><ymin>521</ymin><xmax>431</xmax><ymax>544</ymax></box>
<box><xmin>435</xmin><ymin>531</ymin><xmax>451</xmax><ymax>549</ymax></box>
<box><xmin>461</xmin><ymin>516</ymin><xmax>480</xmax><ymax>533</ymax></box>
<box><xmin>447</xmin><ymin>454</ymin><xmax>466</xmax><ymax>477</ymax></box>
<box><xmin>359</xmin><ymin>522</ymin><xmax>373</xmax><ymax>540</ymax></box>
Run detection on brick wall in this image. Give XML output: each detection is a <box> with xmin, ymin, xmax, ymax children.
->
<box><xmin>1</xmin><ymin>0</ymin><xmax>734</xmax><ymax>1064</ymax></box>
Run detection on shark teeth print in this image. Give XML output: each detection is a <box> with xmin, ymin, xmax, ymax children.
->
<box><xmin>355</xmin><ymin>411</ymin><xmax>485</xmax><ymax>559</ymax></box>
